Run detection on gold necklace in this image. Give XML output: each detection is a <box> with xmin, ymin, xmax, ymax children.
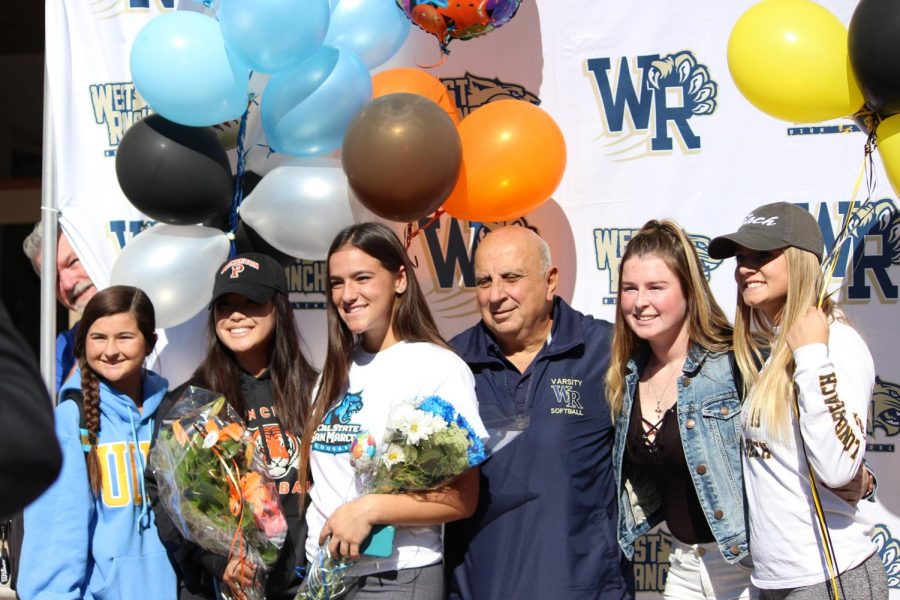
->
<box><xmin>642</xmin><ymin>359</ymin><xmax>683</xmax><ymax>419</ymax></box>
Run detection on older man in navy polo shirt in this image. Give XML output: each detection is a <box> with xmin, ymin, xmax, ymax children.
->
<box><xmin>445</xmin><ymin>226</ymin><xmax>633</xmax><ymax>599</ymax></box>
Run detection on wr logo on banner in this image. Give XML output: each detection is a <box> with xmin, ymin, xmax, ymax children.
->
<box><xmin>585</xmin><ymin>51</ymin><xmax>717</xmax><ymax>157</ymax></box>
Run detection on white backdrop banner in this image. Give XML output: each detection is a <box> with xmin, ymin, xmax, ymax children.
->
<box><xmin>49</xmin><ymin>0</ymin><xmax>900</xmax><ymax>594</ymax></box>
<box><xmin>362</xmin><ymin>1</ymin><xmax>896</xmax><ymax>596</ymax></box>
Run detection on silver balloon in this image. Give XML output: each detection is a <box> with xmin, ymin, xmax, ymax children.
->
<box><xmin>239</xmin><ymin>160</ymin><xmax>355</xmax><ymax>259</ymax></box>
<box><xmin>110</xmin><ymin>224</ymin><xmax>230</xmax><ymax>328</ymax></box>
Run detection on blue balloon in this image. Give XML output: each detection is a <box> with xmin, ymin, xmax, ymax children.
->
<box><xmin>219</xmin><ymin>0</ymin><xmax>331</xmax><ymax>74</ymax></box>
<box><xmin>326</xmin><ymin>0</ymin><xmax>410</xmax><ymax>69</ymax></box>
<box><xmin>131</xmin><ymin>12</ymin><xmax>249</xmax><ymax>127</ymax></box>
<box><xmin>261</xmin><ymin>46</ymin><xmax>372</xmax><ymax>157</ymax></box>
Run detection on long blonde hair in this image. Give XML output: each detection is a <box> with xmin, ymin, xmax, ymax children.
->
<box><xmin>605</xmin><ymin>220</ymin><xmax>732</xmax><ymax>418</ymax></box>
<box><xmin>733</xmin><ymin>246</ymin><xmax>834</xmax><ymax>439</ymax></box>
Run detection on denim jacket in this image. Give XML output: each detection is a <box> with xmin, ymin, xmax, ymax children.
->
<box><xmin>613</xmin><ymin>344</ymin><xmax>749</xmax><ymax>563</ymax></box>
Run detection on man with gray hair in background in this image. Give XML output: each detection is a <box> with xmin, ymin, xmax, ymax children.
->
<box><xmin>22</xmin><ymin>221</ymin><xmax>97</xmax><ymax>392</ymax></box>
<box><xmin>444</xmin><ymin>226</ymin><xmax>633</xmax><ymax>599</ymax></box>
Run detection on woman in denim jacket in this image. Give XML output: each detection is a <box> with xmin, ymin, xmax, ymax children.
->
<box><xmin>605</xmin><ymin>220</ymin><xmax>755</xmax><ymax>599</ymax></box>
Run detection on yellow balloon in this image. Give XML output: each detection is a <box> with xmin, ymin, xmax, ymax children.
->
<box><xmin>728</xmin><ymin>0</ymin><xmax>863</xmax><ymax>123</ymax></box>
<box><xmin>877</xmin><ymin>114</ymin><xmax>900</xmax><ymax>198</ymax></box>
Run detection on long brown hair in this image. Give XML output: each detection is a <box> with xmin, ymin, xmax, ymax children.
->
<box><xmin>605</xmin><ymin>220</ymin><xmax>733</xmax><ymax>418</ymax></box>
<box><xmin>299</xmin><ymin>222</ymin><xmax>449</xmax><ymax>489</ymax></box>
<box><xmin>73</xmin><ymin>285</ymin><xmax>156</xmax><ymax>494</ymax></box>
<box><xmin>193</xmin><ymin>292</ymin><xmax>316</xmax><ymax>436</ymax></box>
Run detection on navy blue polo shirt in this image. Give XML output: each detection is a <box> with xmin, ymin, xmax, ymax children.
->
<box><xmin>445</xmin><ymin>298</ymin><xmax>633</xmax><ymax>600</ymax></box>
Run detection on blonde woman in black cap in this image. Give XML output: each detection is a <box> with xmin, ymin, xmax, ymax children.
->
<box><xmin>709</xmin><ymin>203</ymin><xmax>887</xmax><ymax>599</ymax></box>
<box><xmin>146</xmin><ymin>253</ymin><xmax>318</xmax><ymax>600</ymax></box>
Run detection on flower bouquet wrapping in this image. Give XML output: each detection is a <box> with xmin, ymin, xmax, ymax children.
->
<box><xmin>149</xmin><ymin>386</ymin><xmax>288</xmax><ymax>600</ymax></box>
<box><xmin>296</xmin><ymin>395</ymin><xmax>487</xmax><ymax>600</ymax></box>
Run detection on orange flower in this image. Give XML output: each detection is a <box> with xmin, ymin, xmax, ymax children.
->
<box><xmin>219</xmin><ymin>422</ymin><xmax>245</xmax><ymax>442</ymax></box>
<box><xmin>228</xmin><ymin>472</ymin><xmax>272</xmax><ymax>518</ymax></box>
<box><xmin>172</xmin><ymin>420</ymin><xmax>189</xmax><ymax>446</ymax></box>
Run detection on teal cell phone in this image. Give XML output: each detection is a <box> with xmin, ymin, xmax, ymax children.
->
<box><xmin>360</xmin><ymin>524</ymin><xmax>395</xmax><ymax>558</ymax></box>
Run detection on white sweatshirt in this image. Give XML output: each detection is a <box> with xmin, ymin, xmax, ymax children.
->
<box><xmin>742</xmin><ymin>319</ymin><xmax>876</xmax><ymax>589</ymax></box>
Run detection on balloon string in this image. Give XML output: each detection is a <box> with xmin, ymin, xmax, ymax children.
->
<box><xmin>404</xmin><ymin>208</ymin><xmax>446</xmax><ymax>250</ymax></box>
<box><xmin>229</xmin><ymin>103</ymin><xmax>251</xmax><ymax>235</ymax></box>
<box><xmin>415</xmin><ymin>48</ymin><xmax>449</xmax><ymax>70</ymax></box>
<box><xmin>817</xmin><ymin>131</ymin><xmax>877</xmax><ymax>306</ymax></box>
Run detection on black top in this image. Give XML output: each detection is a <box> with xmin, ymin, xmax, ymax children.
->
<box><xmin>0</xmin><ymin>298</ymin><xmax>61</xmax><ymax>518</ymax></box>
<box><xmin>624</xmin><ymin>391</ymin><xmax>715</xmax><ymax>545</ymax></box>
<box><xmin>145</xmin><ymin>371</ymin><xmax>306</xmax><ymax>600</ymax></box>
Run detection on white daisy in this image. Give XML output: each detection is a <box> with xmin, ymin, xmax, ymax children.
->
<box><xmin>382</xmin><ymin>444</ymin><xmax>407</xmax><ymax>467</ymax></box>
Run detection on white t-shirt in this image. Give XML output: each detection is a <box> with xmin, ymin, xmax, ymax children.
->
<box><xmin>305</xmin><ymin>341</ymin><xmax>487</xmax><ymax>575</ymax></box>
<box><xmin>742</xmin><ymin>320</ymin><xmax>876</xmax><ymax>589</ymax></box>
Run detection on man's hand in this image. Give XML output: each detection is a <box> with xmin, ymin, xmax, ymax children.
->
<box><xmin>827</xmin><ymin>463</ymin><xmax>873</xmax><ymax>506</ymax></box>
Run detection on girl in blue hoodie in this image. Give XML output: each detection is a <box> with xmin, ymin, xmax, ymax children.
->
<box><xmin>18</xmin><ymin>285</ymin><xmax>177</xmax><ymax>600</ymax></box>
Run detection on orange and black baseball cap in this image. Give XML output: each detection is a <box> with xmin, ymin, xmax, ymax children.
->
<box><xmin>210</xmin><ymin>253</ymin><xmax>288</xmax><ymax>307</ymax></box>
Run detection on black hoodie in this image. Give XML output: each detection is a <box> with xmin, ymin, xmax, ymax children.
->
<box><xmin>145</xmin><ymin>370</ymin><xmax>307</xmax><ymax>600</ymax></box>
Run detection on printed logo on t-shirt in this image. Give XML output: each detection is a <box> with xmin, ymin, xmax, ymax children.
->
<box><xmin>819</xmin><ymin>372</ymin><xmax>863</xmax><ymax>460</ymax></box>
<box><xmin>743</xmin><ymin>438</ymin><xmax>772</xmax><ymax>459</ymax></box>
<box><xmin>549</xmin><ymin>377</ymin><xmax>584</xmax><ymax>416</ymax></box>
<box><xmin>312</xmin><ymin>391</ymin><xmax>364</xmax><ymax>454</ymax></box>
<box><xmin>251</xmin><ymin>424</ymin><xmax>299</xmax><ymax>480</ymax></box>
<box><xmin>245</xmin><ymin>405</ymin><xmax>301</xmax><ymax>495</ymax></box>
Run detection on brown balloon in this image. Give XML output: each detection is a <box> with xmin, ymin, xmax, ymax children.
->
<box><xmin>341</xmin><ymin>93</ymin><xmax>462</xmax><ymax>222</ymax></box>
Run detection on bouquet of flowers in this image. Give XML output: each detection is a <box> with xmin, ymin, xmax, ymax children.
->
<box><xmin>296</xmin><ymin>395</ymin><xmax>487</xmax><ymax>600</ymax></box>
<box><xmin>150</xmin><ymin>387</ymin><xmax>288</xmax><ymax>600</ymax></box>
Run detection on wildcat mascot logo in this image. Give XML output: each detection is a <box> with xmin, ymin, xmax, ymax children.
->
<box><xmin>312</xmin><ymin>392</ymin><xmax>364</xmax><ymax>454</ymax></box>
<box><xmin>585</xmin><ymin>50</ymin><xmax>717</xmax><ymax>159</ymax></box>
<box><xmin>441</xmin><ymin>72</ymin><xmax>540</xmax><ymax>117</ymax></box>
<box><xmin>873</xmin><ymin>524</ymin><xmax>900</xmax><ymax>588</ymax></box>
<box><xmin>868</xmin><ymin>377</ymin><xmax>900</xmax><ymax>453</ymax></box>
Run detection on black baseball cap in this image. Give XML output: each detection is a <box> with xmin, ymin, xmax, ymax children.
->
<box><xmin>210</xmin><ymin>253</ymin><xmax>288</xmax><ymax>308</ymax></box>
<box><xmin>708</xmin><ymin>202</ymin><xmax>824</xmax><ymax>261</ymax></box>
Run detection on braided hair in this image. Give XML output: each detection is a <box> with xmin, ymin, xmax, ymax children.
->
<box><xmin>73</xmin><ymin>286</ymin><xmax>156</xmax><ymax>494</ymax></box>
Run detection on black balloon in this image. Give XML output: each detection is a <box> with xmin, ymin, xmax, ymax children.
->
<box><xmin>233</xmin><ymin>221</ymin><xmax>297</xmax><ymax>268</ymax></box>
<box><xmin>116</xmin><ymin>114</ymin><xmax>233</xmax><ymax>225</ymax></box>
<box><xmin>342</xmin><ymin>93</ymin><xmax>461</xmax><ymax>222</ymax></box>
<box><xmin>849</xmin><ymin>0</ymin><xmax>900</xmax><ymax>116</ymax></box>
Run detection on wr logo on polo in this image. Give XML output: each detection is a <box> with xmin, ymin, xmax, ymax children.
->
<box><xmin>551</xmin><ymin>385</ymin><xmax>583</xmax><ymax>410</ymax></box>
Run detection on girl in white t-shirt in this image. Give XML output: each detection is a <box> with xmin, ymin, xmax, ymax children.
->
<box><xmin>300</xmin><ymin>222</ymin><xmax>486</xmax><ymax>599</ymax></box>
<box><xmin>709</xmin><ymin>202</ymin><xmax>887</xmax><ymax>599</ymax></box>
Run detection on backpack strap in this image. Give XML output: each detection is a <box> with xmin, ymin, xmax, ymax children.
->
<box><xmin>60</xmin><ymin>389</ymin><xmax>90</xmax><ymax>453</ymax></box>
<box><xmin>728</xmin><ymin>351</ymin><xmax>744</xmax><ymax>399</ymax></box>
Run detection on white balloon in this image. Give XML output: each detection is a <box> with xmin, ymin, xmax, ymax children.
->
<box><xmin>110</xmin><ymin>224</ymin><xmax>230</xmax><ymax>328</ymax></box>
<box><xmin>239</xmin><ymin>161</ymin><xmax>355</xmax><ymax>259</ymax></box>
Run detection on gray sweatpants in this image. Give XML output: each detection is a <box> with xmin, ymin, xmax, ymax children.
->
<box><xmin>760</xmin><ymin>552</ymin><xmax>888</xmax><ymax>600</ymax></box>
<box><xmin>343</xmin><ymin>562</ymin><xmax>444</xmax><ymax>600</ymax></box>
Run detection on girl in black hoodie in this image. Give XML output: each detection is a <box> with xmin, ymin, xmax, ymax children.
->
<box><xmin>147</xmin><ymin>253</ymin><xmax>317</xmax><ymax>600</ymax></box>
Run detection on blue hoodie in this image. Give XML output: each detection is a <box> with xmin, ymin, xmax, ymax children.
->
<box><xmin>19</xmin><ymin>368</ymin><xmax>178</xmax><ymax>600</ymax></box>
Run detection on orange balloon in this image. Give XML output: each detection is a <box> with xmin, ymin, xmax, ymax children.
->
<box><xmin>371</xmin><ymin>68</ymin><xmax>460</xmax><ymax>125</ymax></box>
<box><xmin>443</xmin><ymin>100</ymin><xmax>566</xmax><ymax>222</ymax></box>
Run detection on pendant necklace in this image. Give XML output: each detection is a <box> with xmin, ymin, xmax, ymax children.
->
<box><xmin>644</xmin><ymin>359</ymin><xmax>683</xmax><ymax>419</ymax></box>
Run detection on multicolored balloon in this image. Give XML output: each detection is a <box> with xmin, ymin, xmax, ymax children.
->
<box><xmin>396</xmin><ymin>0</ymin><xmax>522</xmax><ymax>53</ymax></box>
<box><xmin>350</xmin><ymin>433</ymin><xmax>378</xmax><ymax>468</ymax></box>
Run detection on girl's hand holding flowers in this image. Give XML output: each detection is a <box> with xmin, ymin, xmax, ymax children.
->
<box><xmin>223</xmin><ymin>558</ymin><xmax>258</xmax><ymax>600</ymax></box>
<box><xmin>318</xmin><ymin>496</ymin><xmax>377</xmax><ymax>560</ymax></box>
